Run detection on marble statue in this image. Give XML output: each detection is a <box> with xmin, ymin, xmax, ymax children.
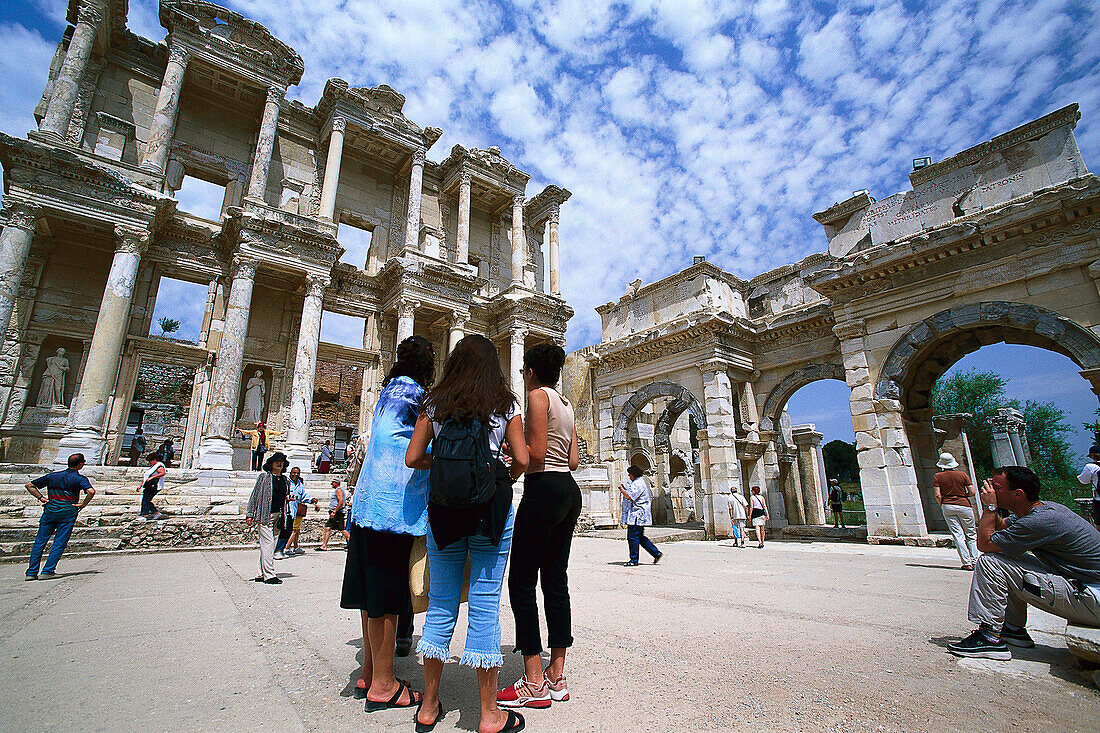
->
<box><xmin>241</xmin><ymin>370</ymin><xmax>266</xmax><ymax>424</ymax></box>
<box><xmin>36</xmin><ymin>348</ymin><xmax>69</xmax><ymax>407</ymax></box>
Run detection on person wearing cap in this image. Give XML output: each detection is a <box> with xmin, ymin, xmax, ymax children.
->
<box><xmin>239</xmin><ymin>421</ymin><xmax>282</xmax><ymax>472</ymax></box>
<box><xmin>245</xmin><ymin>451</ymin><xmax>291</xmax><ymax>584</ymax></box>
<box><xmin>934</xmin><ymin>452</ymin><xmax>979</xmax><ymax>570</ymax></box>
<box><xmin>1077</xmin><ymin>446</ymin><xmax>1100</xmax><ymax>531</ymax></box>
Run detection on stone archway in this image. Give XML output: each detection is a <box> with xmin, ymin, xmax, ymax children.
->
<box><xmin>759</xmin><ymin>363</ymin><xmax>846</xmax><ymax>435</ymax></box>
<box><xmin>874</xmin><ymin>301</ymin><xmax>1100</xmax><ymax>529</ymax></box>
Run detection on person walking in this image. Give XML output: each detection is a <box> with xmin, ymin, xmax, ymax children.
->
<box><xmin>156</xmin><ymin>439</ymin><xmax>175</xmax><ymax>468</ymax></box>
<box><xmin>405</xmin><ymin>334</ymin><xmax>529</xmax><ymax>733</ymax></box>
<box><xmin>749</xmin><ymin>485</ymin><xmax>769</xmax><ymax>547</ymax></box>
<box><xmin>128</xmin><ymin>428</ymin><xmax>146</xmax><ymax>467</ymax></box>
<box><xmin>828</xmin><ymin>479</ymin><xmax>846</xmax><ymax>528</ymax></box>
<box><xmin>139</xmin><ymin>452</ymin><xmax>167</xmax><ymax>520</ymax></box>
<box><xmin>317</xmin><ymin>440</ymin><xmax>333</xmax><ymax>473</ymax></box>
<box><xmin>728</xmin><ymin>489</ymin><xmax>748</xmax><ymax>548</ymax></box>
<box><xmin>498</xmin><ymin>344</ymin><xmax>581</xmax><ymax>710</ymax></box>
<box><xmin>240</xmin><ymin>422</ymin><xmax>281</xmax><ymax>472</ymax></box>
<box><xmin>341</xmin><ymin>336</ymin><xmax>435</xmax><ymax>711</ymax></box>
<box><xmin>619</xmin><ymin>466</ymin><xmax>662</xmax><ymax>566</ymax></box>
<box><xmin>319</xmin><ymin>478</ymin><xmax>349</xmax><ymax>550</ymax></box>
<box><xmin>273</xmin><ymin>465</ymin><xmax>303</xmax><ymax>559</ymax></box>
<box><xmin>245</xmin><ymin>451</ymin><xmax>290</xmax><ymax>584</ymax></box>
<box><xmin>24</xmin><ymin>453</ymin><xmax>96</xmax><ymax>580</ymax></box>
<box><xmin>284</xmin><ymin>467</ymin><xmax>317</xmax><ymax>556</ymax></box>
<box><xmin>1077</xmin><ymin>445</ymin><xmax>1100</xmax><ymax>531</ymax></box>
<box><xmin>934</xmin><ymin>452</ymin><xmax>980</xmax><ymax>570</ymax></box>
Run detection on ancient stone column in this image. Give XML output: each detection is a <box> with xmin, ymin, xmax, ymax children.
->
<box><xmin>654</xmin><ymin>446</ymin><xmax>671</xmax><ymax>524</ymax></box>
<box><xmin>404</xmin><ymin>148</ymin><xmax>426</xmax><ymax>252</ymax></box>
<box><xmin>835</xmin><ymin>319</ymin><xmax>927</xmax><ymax>539</ymax></box>
<box><xmin>548</xmin><ymin>205</ymin><xmax>561</xmax><ymax>296</ymax></box>
<box><xmin>510</xmin><ymin>194</ymin><xmax>525</xmax><ymax>286</ymax></box>
<box><xmin>285</xmin><ymin>274</ymin><xmax>329</xmax><ymax>471</ymax></box>
<box><xmin>0</xmin><ymin>205</ymin><xmax>39</xmax><ymax>337</ymax></box>
<box><xmin>246</xmin><ymin>86</ymin><xmax>284</xmax><ymax>201</ymax></box>
<box><xmin>990</xmin><ymin>407</ymin><xmax>1029</xmax><ymax>466</ymax></box>
<box><xmin>39</xmin><ymin>2</ymin><xmax>104</xmax><ymax>140</ymax></box>
<box><xmin>140</xmin><ymin>44</ymin><xmax>190</xmax><ymax>175</ymax></box>
<box><xmin>448</xmin><ymin>311</ymin><xmax>469</xmax><ymax>353</ymax></box>
<box><xmin>196</xmin><ymin>256</ymin><xmax>257</xmax><ymax>469</ymax></box>
<box><xmin>456</xmin><ymin>171</ymin><xmax>471</xmax><ymax>265</ymax></box>
<box><xmin>792</xmin><ymin>425</ymin><xmax>826</xmax><ymax>525</ymax></box>
<box><xmin>778</xmin><ymin>446</ymin><xmax>805</xmax><ymax>524</ymax></box>
<box><xmin>699</xmin><ymin>362</ymin><xmax>739</xmax><ymax>538</ymax></box>
<box><xmin>54</xmin><ymin>226</ymin><xmax>148</xmax><ymax>464</ymax></box>
<box><xmin>509</xmin><ymin>326</ymin><xmax>527</xmax><ymax>402</ymax></box>
<box><xmin>318</xmin><ymin>117</ymin><xmax>345</xmax><ymax>221</ymax></box>
<box><xmin>394</xmin><ymin>298</ymin><xmax>419</xmax><ymax>351</ymax></box>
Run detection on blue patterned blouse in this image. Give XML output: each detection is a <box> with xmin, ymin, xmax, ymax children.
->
<box><xmin>349</xmin><ymin>376</ymin><xmax>430</xmax><ymax>535</ymax></box>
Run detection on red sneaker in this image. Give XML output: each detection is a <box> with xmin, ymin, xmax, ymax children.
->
<box><xmin>497</xmin><ymin>675</ymin><xmax>551</xmax><ymax>709</ymax></box>
<box><xmin>545</xmin><ymin>672</ymin><xmax>569</xmax><ymax>702</ymax></box>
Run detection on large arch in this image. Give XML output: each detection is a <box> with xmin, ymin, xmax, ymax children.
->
<box><xmin>613</xmin><ymin>381</ymin><xmax>707</xmax><ymax>445</ymax></box>
<box><xmin>874</xmin><ymin>302</ymin><xmax>1100</xmax><ymax>411</ymax></box>
<box><xmin>759</xmin><ymin>363</ymin><xmax>846</xmax><ymax>434</ymax></box>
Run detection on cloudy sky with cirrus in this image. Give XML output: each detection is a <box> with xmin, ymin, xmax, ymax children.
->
<box><xmin>2</xmin><ymin>0</ymin><xmax>1099</xmax><ymax>451</ymax></box>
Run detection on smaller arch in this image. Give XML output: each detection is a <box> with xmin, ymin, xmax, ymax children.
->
<box><xmin>759</xmin><ymin>363</ymin><xmax>846</xmax><ymax>433</ymax></box>
<box><xmin>613</xmin><ymin>381</ymin><xmax>707</xmax><ymax>445</ymax></box>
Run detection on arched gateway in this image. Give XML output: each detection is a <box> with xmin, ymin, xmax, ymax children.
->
<box><xmin>566</xmin><ymin>104</ymin><xmax>1100</xmax><ymax>542</ymax></box>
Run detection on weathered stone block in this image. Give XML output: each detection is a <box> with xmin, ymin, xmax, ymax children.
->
<box><xmin>1065</xmin><ymin>624</ymin><xmax>1100</xmax><ymax>665</ymax></box>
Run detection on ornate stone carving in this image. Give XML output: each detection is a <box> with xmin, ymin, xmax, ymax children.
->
<box><xmin>412</xmin><ymin>147</ymin><xmax>427</xmax><ymax>166</ymax></box>
<box><xmin>3</xmin><ymin>204</ymin><xmax>39</xmax><ymax>231</ymax></box>
<box><xmin>114</xmin><ymin>226</ymin><xmax>150</xmax><ymax>255</ymax></box>
<box><xmin>36</xmin><ymin>348</ymin><xmax>69</xmax><ymax>407</ymax></box>
<box><xmin>613</xmin><ymin>381</ymin><xmax>707</xmax><ymax>445</ymax></box>
<box><xmin>167</xmin><ymin>44</ymin><xmax>191</xmax><ymax>68</ymax></box>
<box><xmin>305</xmin><ymin>273</ymin><xmax>330</xmax><ymax>298</ymax></box>
<box><xmin>330</xmin><ymin>116</ymin><xmax>346</xmax><ymax>135</ymax></box>
<box><xmin>231</xmin><ymin>255</ymin><xmax>258</xmax><ymax>280</ymax></box>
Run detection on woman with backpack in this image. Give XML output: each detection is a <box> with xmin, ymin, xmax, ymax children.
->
<box><xmin>497</xmin><ymin>343</ymin><xmax>580</xmax><ymax>711</ymax></box>
<box><xmin>340</xmin><ymin>336</ymin><xmax>434</xmax><ymax>712</ymax></box>
<box><xmin>405</xmin><ymin>334</ymin><xmax>529</xmax><ymax>733</ymax></box>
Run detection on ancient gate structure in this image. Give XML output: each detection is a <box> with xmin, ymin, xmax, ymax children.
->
<box><xmin>0</xmin><ymin>0</ymin><xmax>572</xmax><ymax>470</ymax></box>
<box><xmin>567</xmin><ymin>104</ymin><xmax>1100</xmax><ymax>540</ymax></box>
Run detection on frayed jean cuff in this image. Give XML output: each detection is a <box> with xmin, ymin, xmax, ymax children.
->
<box><xmin>460</xmin><ymin>649</ymin><xmax>504</xmax><ymax>669</ymax></box>
<box><xmin>417</xmin><ymin>638</ymin><xmax>450</xmax><ymax>662</ymax></box>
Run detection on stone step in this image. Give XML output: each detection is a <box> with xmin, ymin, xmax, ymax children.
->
<box><xmin>780</xmin><ymin>525</ymin><xmax>869</xmax><ymax>543</ymax></box>
<box><xmin>0</xmin><ymin>525</ymin><xmax>118</xmax><ymax>541</ymax></box>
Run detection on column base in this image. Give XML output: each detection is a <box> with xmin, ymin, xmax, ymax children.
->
<box><xmin>195</xmin><ymin>437</ymin><xmax>235</xmax><ymax>470</ymax></box>
<box><xmin>54</xmin><ymin>429</ymin><xmax>109</xmax><ymax>466</ymax></box>
<box><xmin>284</xmin><ymin>443</ymin><xmax>314</xmax><ymax>474</ymax></box>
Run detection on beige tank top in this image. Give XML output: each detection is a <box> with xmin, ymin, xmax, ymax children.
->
<box><xmin>528</xmin><ymin>386</ymin><xmax>574</xmax><ymax>473</ymax></box>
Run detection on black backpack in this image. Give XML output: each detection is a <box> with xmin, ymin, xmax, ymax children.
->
<box><xmin>429</xmin><ymin>417</ymin><xmax>500</xmax><ymax>508</ymax></box>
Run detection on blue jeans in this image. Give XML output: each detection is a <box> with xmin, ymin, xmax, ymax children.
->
<box><xmin>627</xmin><ymin>524</ymin><xmax>660</xmax><ymax>564</ymax></box>
<box><xmin>417</xmin><ymin>508</ymin><xmax>514</xmax><ymax>669</ymax></box>
<box><xmin>27</xmin><ymin>511</ymin><xmax>77</xmax><ymax>577</ymax></box>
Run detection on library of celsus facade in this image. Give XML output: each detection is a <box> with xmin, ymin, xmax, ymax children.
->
<box><xmin>566</xmin><ymin>104</ymin><xmax>1100</xmax><ymax>541</ymax></box>
<box><xmin>0</xmin><ymin>0</ymin><xmax>571</xmax><ymax>472</ymax></box>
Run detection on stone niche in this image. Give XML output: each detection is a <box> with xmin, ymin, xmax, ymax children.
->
<box><xmin>26</xmin><ymin>335</ymin><xmax>84</xmax><ymax>414</ymax></box>
<box><xmin>236</xmin><ymin>364</ymin><xmax>274</xmax><ymax>427</ymax></box>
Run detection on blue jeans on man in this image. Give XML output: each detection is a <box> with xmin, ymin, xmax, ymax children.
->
<box><xmin>627</xmin><ymin>524</ymin><xmax>661</xmax><ymax>564</ymax></box>
<box><xmin>26</xmin><ymin>511</ymin><xmax>77</xmax><ymax>578</ymax></box>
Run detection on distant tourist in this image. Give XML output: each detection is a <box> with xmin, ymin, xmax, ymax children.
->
<box><xmin>828</xmin><ymin>479</ymin><xmax>846</xmax><ymax>528</ymax></box>
<box><xmin>499</xmin><ymin>344</ymin><xmax>580</xmax><ymax>710</ymax></box>
<box><xmin>245</xmin><ymin>451</ymin><xmax>290</xmax><ymax>584</ymax></box>
<box><xmin>728</xmin><ymin>489</ymin><xmax>748</xmax><ymax>547</ymax></box>
<box><xmin>156</xmin><ymin>438</ymin><xmax>175</xmax><ymax>468</ymax></box>
<box><xmin>1077</xmin><ymin>445</ymin><xmax>1100</xmax><ymax>531</ymax></box>
<box><xmin>139</xmin><ymin>452</ymin><xmax>167</xmax><ymax>520</ymax></box>
<box><xmin>318</xmin><ymin>478</ymin><xmax>349</xmax><ymax>551</ymax></box>
<box><xmin>341</xmin><ymin>336</ymin><xmax>434</xmax><ymax>709</ymax></box>
<box><xmin>24</xmin><ymin>453</ymin><xmax>96</xmax><ymax>580</ymax></box>
<box><xmin>405</xmin><ymin>334</ymin><xmax>529</xmax><ymax>733</ymax></box>
<box><xmin>240</xmin><ymin>422</ymin><xmax>280</xmax><ymax>471</ymax></box>
<box><xmin>128</xmin><ymin>428</ymin><xmax>146</xmax><ymax>466</ymax></box>
<box><xmin>933</xmin><ymin>452</ymin><xmax>979</xmax><ymax>570</ymax></box>
<box><xmin>749</xmin><ymin>486</ymin><xmax>769</xmax><ymax>548</ymax></box>
<box><xmin>619</xmin><ymin>465</ymin><xmax>663</xmax><ymax>566</ymax></box>
<box><xmin>317</xmin><ymin>440</ymin><xmax>333</xmax><ymax>473</ymax></box>
<box><xmin>947</xmin><ymin>466</ymin><xmax>1100</xmax><ymax>660</ymax></box>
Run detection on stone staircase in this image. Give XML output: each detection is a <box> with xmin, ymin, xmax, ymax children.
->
<box><xmin>0</xmin><ymin>465</ymin><xmax>347</xmax><ymax>561</ymax></box>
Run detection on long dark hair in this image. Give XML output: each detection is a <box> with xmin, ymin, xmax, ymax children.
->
<box><xmin>383</xmin><ymin>335</ymin><xmax>434</xmax><ymax>389</ymax></box>
<box><xmin>422</xmin><ymin>334</ymin><xmax>514</xmax><ymax>423</ymax></box>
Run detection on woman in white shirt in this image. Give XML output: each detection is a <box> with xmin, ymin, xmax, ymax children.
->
<box><xmin>749</xmin><ymin>485</ymin><xmax>770</xmax><ymax>548</ymax></box>
<box><xmin>619</xmin><ymin>465</ymin><xmax>663</xmax><ymax>565</ymax></box>
<box><xmin>139</xmin><ymin>453</ymin><xmax>166</xmax><ymax>520</ymax></box>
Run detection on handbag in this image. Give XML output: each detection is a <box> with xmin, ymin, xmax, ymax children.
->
<box><xmin>295</xmin><ymin>502</ymin><xmax>308</xmax><ymax>518</ymax></box>
<box><xmin>408</xmin><ymin>535</ymin><xmax>471</xmax><ymax>614</ymax></box>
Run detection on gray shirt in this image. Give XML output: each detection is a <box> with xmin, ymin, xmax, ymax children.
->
<box><xmin>992</xmin><ymin>501</ymin><xmax>1100</xmax><ymax>583</ymax></box>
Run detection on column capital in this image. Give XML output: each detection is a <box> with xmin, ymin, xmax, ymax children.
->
<box><xmin>411</xmin><ymin>147</ymin><xmax>427</xmax><ymax>166</ymax></box>
<box><xmin>397</xmin><ymin>298</ymin><xmax>420</xmax><ymax>318</ymax></box>
<box><xmin>329</xmin><ymin>115</ymin><xmax>346</xmax><ymax>135</ymax></box>
<box><xmin>459</xmin><ymin>170</ymin><xmax>472</xmax><ymax>186</ymax></box>
<box><xmin>449</xmin><ymin>310</ymin><xmax>470</xmax><ymax>328</ymax></box>
<box><xmin>166</xmin><ymin>43</ymin><xmax>191</xmax><ymax>68</ymax></box>
<box><xmin>699</xmin><ymin>359</ymin><xmax>730</xmax><ymax>376</ymax></box>
<box><xmin>3</xmin><ymin>203</ymin><xmax>40</xmax><ymax>232</ymax></box>
<box><xmin>304</xmin><ymin>273</ymin><xmax>330</xmax><ymax>298</ymax></box>
<box><xmin>114</xmin><ymin>226</ymin><xmax>150</xmax><ymax>255</ymax></box>
<box><xmin>833</xmin><ymin>319</ymin><xmax>866</xmax><ymax>341</ymax></box>
<box><xmin>548</xmin><ymin>205</ymin><xmax>560</xmax><ymax>225</ymax></box>
<box><xmin>509</xmin><ymin>326</ymin><xmax>528</xmax><ymax>342</ymax></box>
<box><xmin>265</xmin><ymin>85</ymin><xmax>285</xmax><ymax>104</ymax></box>
<box><xmin>76</xmin><ymin>1</ymin><xmax>106</xmax><ymax>28</ymax></box>
<box><xmin>231</xmin><ymin>255</ymin><xmax>259</xmax><ymax>280</ymax></box>
<box><xmin>512</xmin><ymin>193</ymin><xmax>525</xmax><ymax>207</ymax></box>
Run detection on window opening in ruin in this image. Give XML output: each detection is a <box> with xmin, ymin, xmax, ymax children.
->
<box><xmin>123</xmin><ymin>408</ymin><xmax>144</xmax><ymax>453</ymax></box>
<box><xmin>337</xmin><ymin>221</ymin><xmax>372</xmax><ymax>269</ymax></box>
<box><xmin>320</xmin><ymin>311</ymin><xmax>365</xmax><ymax>348</ymax></box>
<box><xmin>149</xmin><ymin>277</ymin><xmax>208</xmax><ymax>343</ymax></box>
<box><xmin>174</xmin><ymin>175</ymin><xmax>228</xmax><ymax>222</ymax></box>
<box><xmin>333</xmin><ymin>428</ymin><xmax>351</xmax><ymax>462</ymax></box>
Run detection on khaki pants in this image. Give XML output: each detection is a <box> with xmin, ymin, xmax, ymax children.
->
<box><xmin>942</xmin><ymin>503</ymin><xmax>979</xmax><ymax>566</ymax></box>
<box><xmin>968</xmin><ymin>552</ymin><xmax>1100</xmax><ymax>630</ymax></box>
<box><xmin>257</xmin><ymin>515</ymin><xmax>278</xmax><ymax>580</ymax></box>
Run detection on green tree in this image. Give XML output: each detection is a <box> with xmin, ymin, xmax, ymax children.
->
<box><xmin>822</xmin><ymin>439</ymin><xmax>858</xmax><ymax>482</ymax></box>
<box><xmin>158</xmin><ymin>316</ymin><xmax>181</xmax><ymax>337</ymax></box>
<box><xmin>930</xmin><ymin>369</ymin><xmax>1009</xmax><ymax>475</ymax></box>
<box><xmin>1022</xmin><ymin>400</ymin><xmax>1074</xmax><ymax>479</ymax></box>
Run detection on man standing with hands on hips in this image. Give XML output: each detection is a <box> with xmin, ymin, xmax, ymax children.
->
<box><xmin>24</xmin><ymin>453</ymin><xmax>96</xmax><ymax>580</ymax></box>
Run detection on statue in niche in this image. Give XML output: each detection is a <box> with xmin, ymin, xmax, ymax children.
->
<box><xmin>36</xmin><ymin>348</ymin><xmax>69</xmax><ymax>407</ymax></box>
<box><xmin>241</xmin><ymin>370</ymin><xmax>266</xmax><ymax>424</ymax></box>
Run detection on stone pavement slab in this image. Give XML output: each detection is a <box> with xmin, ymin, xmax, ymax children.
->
<box><xmin>1</xmin><ymin>538</ymin><xmax>1098</xmax><ymax>732</ymax></box>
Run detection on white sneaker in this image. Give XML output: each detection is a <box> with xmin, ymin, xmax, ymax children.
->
<box><xmin>545</xmin><ymin>672</ymin><xmax>569</xmax><ymax>702</ymax></box>
<box><xmin>274</xmin><ymin>551</ymin><xmax>286</xmax><ymax>560</ymax></box>
<box><xmin>497</xmin><ymin>675</ymin><xmax>551</xmax><ymax>708</ymax></box>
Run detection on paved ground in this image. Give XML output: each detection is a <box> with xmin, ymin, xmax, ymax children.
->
<box><xmin>1</xmin><ymin>537</ymin><xmax>1098</xmax><ymax>732</ymax></box>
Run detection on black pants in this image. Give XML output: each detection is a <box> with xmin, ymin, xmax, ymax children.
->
<box><xmin>397</xmin><ymin>598</ymin><xmax>414</xmax><ymax>641</ymax></box>
<box><xmin>140</xmin><ymin>479</ymin><xmax>159</xmax><ymax>516</ymax></box>
<box><xmin>252</xmin><ymin>448</ymin><xmax>266</xmax><ymax>471</ymax></box>
<box><xmin>508</xmin><ymin>471</ymin><xmax>582</xmax><ymax>655</ymax></box>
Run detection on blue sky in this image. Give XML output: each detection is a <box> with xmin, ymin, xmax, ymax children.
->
<box><xmin>3</xmin><ymin>1</ymin><xmax>1099</xmax><ymax>455</ymax></box>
